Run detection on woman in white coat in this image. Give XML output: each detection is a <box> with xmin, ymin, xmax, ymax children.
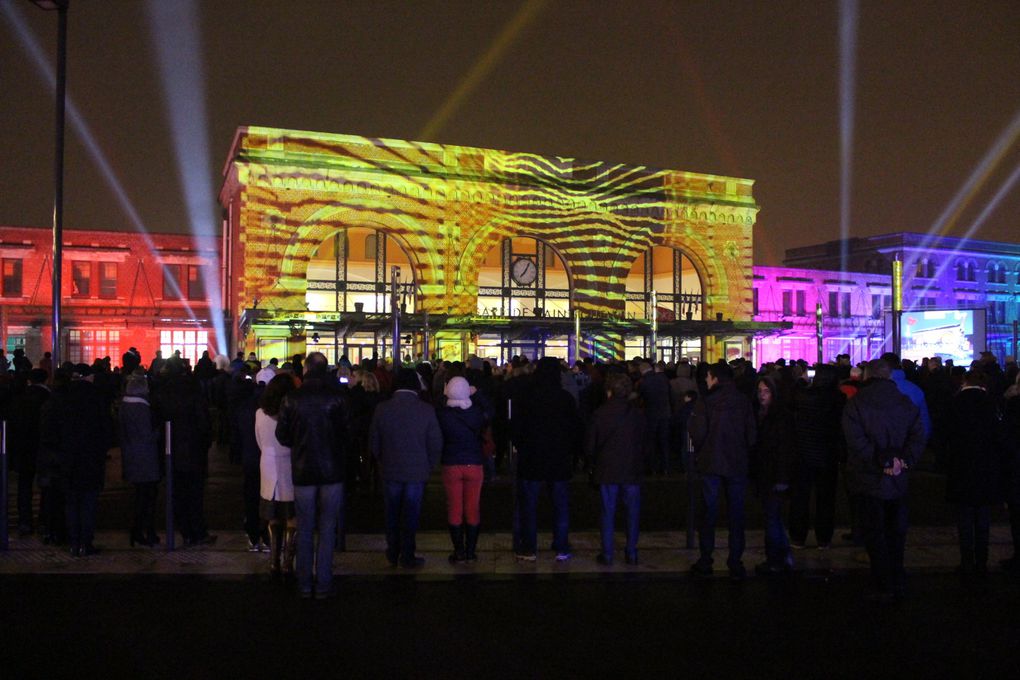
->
<box><xmin>256</xmin><ymin>373</ymin><xmax>298</xmax><ymax>575</ymax></box>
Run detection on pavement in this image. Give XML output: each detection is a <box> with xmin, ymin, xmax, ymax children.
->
<box><xmin>1</xmin><ymin>526</ymin><xmax>1014</xmax><ymax>579</ymax></box>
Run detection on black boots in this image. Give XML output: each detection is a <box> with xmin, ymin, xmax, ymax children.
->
<box><xmin>464</xmin><ymin>524</ymin><xmax>480</xmax><ymax>563</ymax></box>
<box><xmin>448</xmin><ymin>524</ymin><xmax>466</xmax><ymax>563</ymax></box>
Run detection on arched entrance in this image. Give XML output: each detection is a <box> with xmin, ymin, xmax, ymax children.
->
<box><xmin>298</xmin><ymin>226</ymin><xmax>416</xmax><ymax>363</ymax></box>
<box><xmin>625</xmin><ymin>246</ymin><xmax>704</xmax><ymax>361</ymax></box>
<box><xmin>473</xmin><ymin>236</ymin><xmax>572</xmax><ymax>362</ymax></box>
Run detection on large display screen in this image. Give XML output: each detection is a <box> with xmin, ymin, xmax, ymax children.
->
<box><xmin>893</xmin><ymin>309</ymin><xmax>986</xmax><ymax>365</ymax></box>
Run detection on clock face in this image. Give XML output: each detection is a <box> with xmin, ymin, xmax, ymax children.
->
<box><xmin>511</xmin><ymin>257</ymin><xmax>538</xmax><ymax>285</ymax></box>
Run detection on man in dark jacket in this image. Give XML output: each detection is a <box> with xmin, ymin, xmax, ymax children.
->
<box><xmin>369</xmin><ymin>368</ymin><xmax>442</xmax><ymax>568</ymax></box>
<box><xmin>586</xmin><ymin>372</ymin><xmax>646</xmax><ymax>565</ymax></box>
<box><xmin>944</xmin><ymin>370</ymin><xmax>1002</xmax><ymax>580</ymax></box>
<box><xmin>789</xmin><ymin>365</ymin><xmax>846</xmax><ymax>549</ymax></box>
<box><xmin>512</xmin><ymin>357</ymin><xmax>584</xmax><ymax>561</ymax></box>
<box><xmin>842</xmin><ymin>359</ymin><xmax>925</xmax><ymax>602</ymax></box>
<box><xmin>40</xmin><ymin>367</ymin><xmax>111</xmax><ymax>556</ymax></box>
<box><xmin>154</xmin><ymin>363</ymin><xmax>215</xmax><ymax>547</ymax></box>
<box><xmin>276</xmin><ymin>352</ymin><xmax>348</xmax><ymax>598</ymax></box>
<box><xmin>637</xmin><ymin>361</ymin><xmax>672</xmax><ymax>475</ymax></box>
<box><xmin>688</xmin><ymin>361</ymin><xmax>756</xmax><ymax>580</ymax></box>
<box><xmin>8</xmin><ymin>368</ymin><xmax>50</xmax><ymax>536</ymax></box>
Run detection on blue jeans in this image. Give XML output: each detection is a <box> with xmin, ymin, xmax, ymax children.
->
<box><xmin>699</xmin><ymin>475</ymin><xmax>746</xmax><ymax>567</ymax></box>
<box><xmin>762</xmin><ymin>490</ymin><xmax>791</xmax><ymax>566</ymax></box>
<box><xmin>384</xmin><ymin>481</ymin><xmax>425</xmax><ymax>563</ymax></box>
<box><xmin>517</xmin><ymin>479</ymin><xmax>570</xmax><ymax>555</ymax></box>
<box><xmin>294</xmin><ymin>483</ymin><xmax>344</xmax><ymax>594</ymax></box>
<box><xmin>600</xmin><ymin>484</ymin><xmax>640</xmax><ymax>560</ymax></box>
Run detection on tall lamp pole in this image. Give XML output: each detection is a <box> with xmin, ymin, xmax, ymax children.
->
<box><xmin>30</xmin><ymin>0</ymin><xmax>69</xmax><ymax>367</ymax></box>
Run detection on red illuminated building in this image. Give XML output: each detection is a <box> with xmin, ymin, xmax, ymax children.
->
<box><xmin>0</xmin><ymin>225</ymin><xmax>221</xmax><ymax>367</ymax></box>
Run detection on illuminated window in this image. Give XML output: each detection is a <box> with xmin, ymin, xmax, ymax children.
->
<box><xmin>796</xmin><ymin>290</ymin><xmax>806</xmax><ymax>316</ymax></box>
<box><xmin>828</xmin><ymin>291</ymin><xmax>838</xmax><ymax>318</ymax></box>
<box><xmin>364</xmin><ymin>233</ymin><xmax>377</xmax><ymax>259</ymax></box>
<box><xmin>72</xmin><ymin>261</ymin><xmax>91</xmax><ymax>297</ymax></box>
<box><xmin>871</xmin><ymin>294</ymin><xmax>883</xmax><ymax>319</ymax></box>
<box><xmin>163</xmin><ymin>264</ymin><xmax>182</xmax><ymax>300</ymax></box>
<box><xmin>782</xmin><ymin>291</ymin><xmax>792</xmax><ymax>316</ymax></box>
<box><xmin>2</xmin><ymin>258</ymin><xmax>22</xmax><ymax>297</ymax></box>
<box><xmin>840</xmin><ymin>292</ymin><xmax>851</xmax><ymax>317</ymax></box>
<box><xmin>67</xmin><ymin>329</ymin><xmax>120</xmax><ymax>364</ymax></box>
<box><xmin>159</xmin><ymin>329</ymin><xmax>209</xmax><ymax>365</ymax></box>
<box><xmin>187</xmin><ymin>265</ymin><xmax>205</xmax><ymax>301</ymax></box>
<box><xmin>99</xmin><ymin>262</ymin><xmax>117</xmax><ymax>299</ymax></box>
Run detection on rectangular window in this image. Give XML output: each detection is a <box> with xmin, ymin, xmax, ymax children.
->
<box><xmin>871</xmin><ymin>294</ymin><xmax>883</xmax><ymax>320</ymax></box>
<box><xmin>99</xmin><ymin>262</ymin><xmax>117</xmax><ymax>299</ymax></box>
<box><xmin>163</xmin><ymin>264</ymin><xmax>182</xmax><ymax>300</ymax></box>
<box><xmin>67</xmin><ymin>329</ymin><xmax>120</xmax><ymax>365</ymax></box>
<box><xmin>72</xmin><ymin>261</ymin><xmax>91</xmax><ymax>297</ymax></box>
<box><xmin>828</xmin><ymin>291</ymin><xmax>839</xmax><ymax>318</ymax></box>
<box><xmin>782</xmin><ymin>291</ymin><xmax>792</xmax><ymax>316</ymax></box>
<box><xmin>2</xmin><ymin>258</ymin><xmax>22</xmax><ymax>297</ymax></box>
<box><xmin>840</xmin><ymin>292</ymin><xmax>852</xmax><ymax>318</ymax></box>
<box><xmin>795</xmin><ymin>290</ymin><xmax>806</xmax><ymax>316</ymax></box>
<box><xmin>187</xmin><ymin>265</ymin><xmax>205</xmax><ymax>301</ymax></box>
<box><xmin>753</xmin><ymin>288</ymin><xmax>759</xmax><ymax>315</ymax></box>
<box><xmin>160</xmin><ymin>328</ymin><xmax>209</xmax><ymax>366</ymax></box>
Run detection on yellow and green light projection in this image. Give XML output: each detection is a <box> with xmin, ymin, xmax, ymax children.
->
<box><xmin>219</xmin><ymin>126</ymin><xmax>759</xmax><ymax>357</ymax></box>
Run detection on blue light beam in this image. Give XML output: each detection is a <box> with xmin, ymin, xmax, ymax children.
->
<box><xmin>145</xmin><ymin>0</ymin><xmax>227</xmax><ymax>355</ymax></box>
<box><xmin>838</xmin><ymin>0</ymin><xmax>858</xmax><ymax>275</ymax></box>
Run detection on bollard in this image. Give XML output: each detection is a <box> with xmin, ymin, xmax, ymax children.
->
<box><xmin>164</xmin><ymin>421</ymin><xmax>174</xmax><ymax>552</ymax></box>
<box><xmin>1</xmin><ymin>421</ymin><xmax>8</xmax><ymax>551</ymax></box>
<box><xmin>685</xmin><ymin>433</ymin><xmax>696</xmax><ymax>550</ymax></box>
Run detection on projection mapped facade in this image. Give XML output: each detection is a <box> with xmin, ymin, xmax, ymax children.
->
<box><xmin>219</xmin><ymin>127</ymin><xmax>770</xmax><ymax>363</ymax></box>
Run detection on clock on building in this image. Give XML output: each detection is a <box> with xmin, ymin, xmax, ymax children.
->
<box><xmin>511</xmin><ymin>257</ymin><xmax>538</xmax><ymax>285</ymax></box>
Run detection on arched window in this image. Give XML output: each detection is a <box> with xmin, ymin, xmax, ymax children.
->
<box><xmin>956</xmin><ymin>261</ymin><xmax>966</xmax><ymax>281</ymax></box>
<box><xmin>966</xmin><ymin>262</ymin><xmax>976</xmax><ymax>282</ymax></box>
<box><xmin>926</xmin><ymin>259</ymin><xmax>937</xmax><ymax>279</ymax></box>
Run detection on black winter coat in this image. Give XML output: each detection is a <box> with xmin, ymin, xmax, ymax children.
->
<box><xmin>119</xmin><ymin>397</ymin><xmax>161</xmax><ymax>483</ymax></box>
<box><xmin>793</xmin><ymin>385</ymin><xmax>846</xmax><ymax>468</ymax></box>
<box><xmin>585</xmin><ymin>396</ymin><xmax>646</xmax><ymax>485</ymax></box>
<box><xmin>276</xmin><ymin>375</ymin><xmax>348</xmax><ymax>486</ymax></box>
<box><xmin>1004</xmin><ymin>395</ymin><xmax>1020</xmax><ymax>504</ymax></box>
<box><xmin>154</xmin><ymin>375</ymin><xmax>212</xmax><ymax>476</ymax></box>
<box><xmin>512</xmin><ymin>378</ymin><xmax>584</xmax><ymax>482</ymax></box>
<box><xmin>437</xmin><ymin>404</ymin><xmax>487</xmax><ymax>467</ymax></box>
<box><xmin>40</xmin><ymin>380</ymin><xmax>111</xmax><ymax>492</ymax></box>
<box><xmin>750</xmin><ymin>404</ymin><xmax>795</xmax><ymax>495</ymax></box>
<box><xmin>944</xmin><ymin>387</ymin><xmax>1002</xmax><ymax>505</ymax></box>
<box><xmin>842</xmin><ymin>378</ymin><xmax>925</xmax><ymax>499</ymax></box>
<box><xmin>7</xmin><ymin>383</ymin><xmax>50</xmax><ymax>474</ymax></box>
<box><xmin>689</xmin><ymin>381</ymin><xmax>756</xmax><ymax>478</ymax></box>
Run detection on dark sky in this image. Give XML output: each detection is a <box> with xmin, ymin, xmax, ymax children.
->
<box><xmin>2</xmin><ymin>0</ymin><xmax>1018</xmax><ymax>265</ymax></box>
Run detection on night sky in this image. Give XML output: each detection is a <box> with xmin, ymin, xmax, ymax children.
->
<box><xmin>2</xmin><ymin>0</ymin><xmax>1018</xmax><ymax>265</ymax></box>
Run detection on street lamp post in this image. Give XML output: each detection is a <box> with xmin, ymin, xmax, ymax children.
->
<box><xmin>30</xmin><ymin>0</ymin><xmax>69</xmax><ymax>367</ymax></box>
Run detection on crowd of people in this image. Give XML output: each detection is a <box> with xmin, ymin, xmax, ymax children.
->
<box><xmin>1</xmin><ymin>344</ymin><xmax>1019</xmax><ymax>602</ymax></box>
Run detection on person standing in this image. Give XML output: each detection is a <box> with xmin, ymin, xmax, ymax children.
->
<box><xmin>586</xmin><ymin>372</ymin><xmax>646</xmax><ymax>566</ymax></box>
<box><xmin>688</xmin><ymin>361</ymin><xmax>757</xmax><ymax>580</ymax></box>
<box><xmin>436</xmin><ymin>376</ymin><xmax>486</xmax><ymax>563</ymax></box>
<box><xmin>789</xmin><ymin>365</ymin><xmax>846</xmax><ymax>550</ymax></box>
<box><xmin>751</xmin><ymin>376</ymin><xmax>796</xmax><ymax>575</ymax></box>
<box><xmin>40</xmin><ymin>366</ymin><xmax>111</xmax><ymax>557</ymax></box>
<box><xmin>275</xmin><ymin>352</ymin><xmax>349</xmax><ymax>598</ymax></box>
<box><xmin>154</xmin><ymin>361</ymin><xmax>216</xmax><ymax>547</ymax></box>
<box><xmin>637</xmin><ymin>361</ymin><xmax>672</xmax><ymax>475</ymax></box>
<box><xmin>370</xmin><ymin>369</ymin><xmax>442</xmax><ymax>568</ymax></box>
<box><xmin>842</xmin><ymin>359</ymin><xmax>925</xmax><ymax>603</ymax></box>
<box><xmin>7</xmin><ymin>368</ymin><xmax>50</xmax><ymax>536</ymax></box>
<box><xmin>944</xmin><ymin>370</ymin><xmax>1002</xmax><ymax>582</ymax></box>
<box><xmin>256</xmin><ymin>374</ymin><xmax>299</xmax><ymax>576</ymax></box>
<box><xmin>119</xmin><ymin>374</ymin><xmax>161</xmax><ymax>546</ymax></box>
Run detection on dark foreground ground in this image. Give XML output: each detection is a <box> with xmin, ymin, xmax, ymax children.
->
<box><xmin>3</xmin><ymin>571</ymin><xmax>1019</xmax><ymax>679</ymax></box>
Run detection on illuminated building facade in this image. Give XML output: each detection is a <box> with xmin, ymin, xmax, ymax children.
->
<box><xmin>219</xmin><ymin>126</ymin><xmax>775</xmax><ymax>364</ymax></box>
<box><xmin>756</xmin><ymin>232</ymin><xmax>1020</xmax><ymax>364</ymax></box>
<box><xmin>0</xmin><ymin>225</ymin><xmax>220</xmax><ymax>366</ymax></box>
